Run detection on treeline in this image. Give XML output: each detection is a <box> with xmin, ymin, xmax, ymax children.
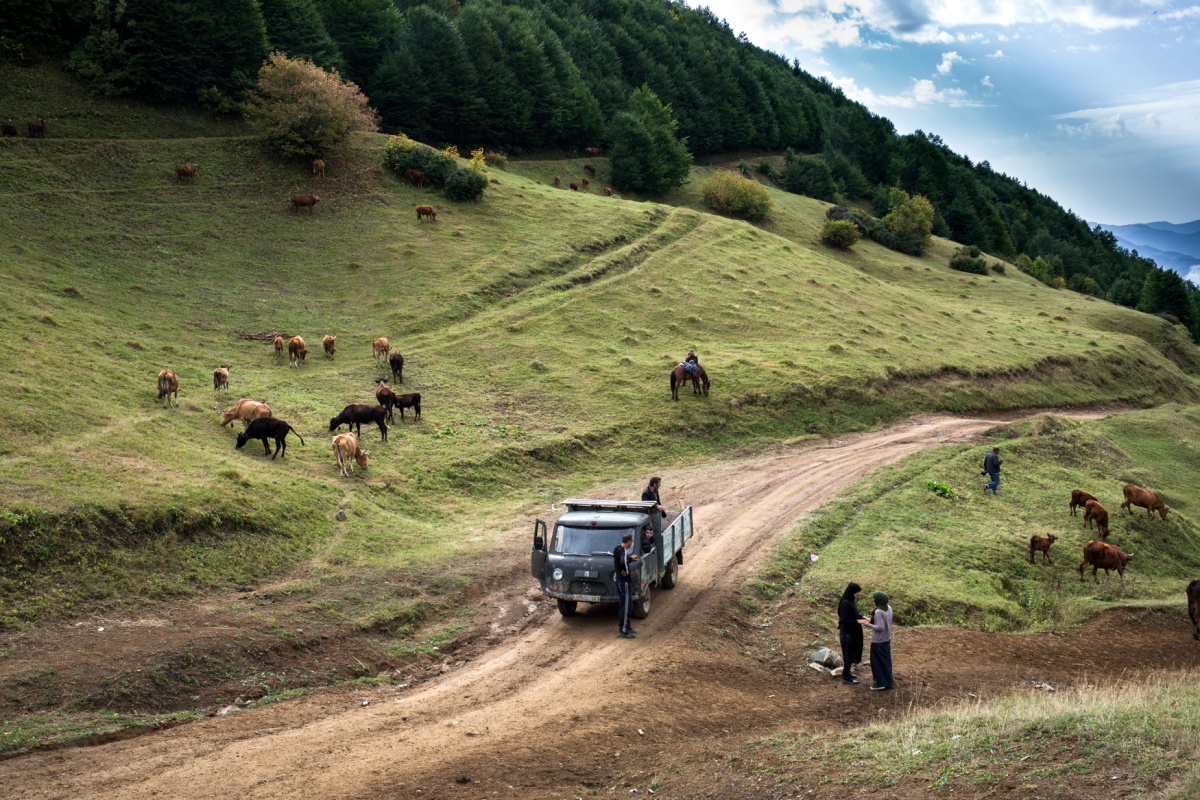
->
<box><xmin>4</xmin><ymin>0</ymin><xmax>1197</xmax><ymax>338</ymax></box>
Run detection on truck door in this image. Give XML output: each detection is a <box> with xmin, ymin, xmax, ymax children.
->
<box><xmin>530</xmin><ymin>519</ymin><xmax>547</xmax><ymax>580</ymax></box>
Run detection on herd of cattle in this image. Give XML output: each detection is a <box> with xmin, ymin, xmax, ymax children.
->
<box><xmin>155</xmin><ymin>335</ymin><xmax>420</xmax><ymax>478</ymax></box>
<box><xmin>1</xmin><ymin>116</ymin><xmax>44</xmax><ymax>138</ymax></box>
<box><xmin>551</xmin><ymin>163</ymin><xmax>613</xmax><ymax>196</ymax></box>
<box><xmin>1027</xmin><ymin>484</ymin><xmax>1169</xmax><ymax>583</ymax></box>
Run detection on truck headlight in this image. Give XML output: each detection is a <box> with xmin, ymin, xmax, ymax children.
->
<box><xmin>552</xmin><ymin>568</ymin><xmax>564</xmax><ymax>581</ymax></box>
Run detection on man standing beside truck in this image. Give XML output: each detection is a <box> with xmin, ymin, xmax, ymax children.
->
<box><xmin>613</xmin><ymin>533</ymin><xmax>639</xmax><ymax>638</ymax></box>
<box><xmin>642</xmin><ymin>477</ymin><xmax>665</xmax><ymax>538</ymax></box>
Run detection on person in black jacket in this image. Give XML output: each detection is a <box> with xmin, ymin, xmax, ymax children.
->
<box><xmin>641</xmin><ymin>477</ymin><xmax>665</xmax><ymax>537</ymax></box>
<box><xmin>982</xmin><ymin>447</ymin><xmax>1002</xmax><ymax>495</ymax></box>
<box><xmin>837</xmin><ymin>582</ymin><xmax>865</xmax><ymax>685</ymax></box>
<box><xmin>612</xmin><ymin>533</ymin><xmax>639</xmax><ymax>638</ymax></box>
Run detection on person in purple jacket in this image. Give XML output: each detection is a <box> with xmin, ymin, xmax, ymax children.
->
<box><xmin>859</xmin><ymin>590</ymin><xmax>894</xmax><ymax>690</ymax></box>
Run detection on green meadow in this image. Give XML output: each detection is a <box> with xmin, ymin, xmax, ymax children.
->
<box><xmin>1</xmin><ymin>63</ymin><xmax>1199</xmax><ymax>630</ymax></box>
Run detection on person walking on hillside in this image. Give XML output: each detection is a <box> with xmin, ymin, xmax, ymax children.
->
<box><xmin>612</xmin><ymin>532</ymin><xmax>639</xmax><ymax>639</ymax></box>
<box><xmin>837</xmin><ymin>582</ymin><xmax>865</xmax><ymax>685</ymax></box>
<box><xmin>982</xmin><ymin>446</ymin><xmax>1003</xmax><ymax>495</ymax></box>
<box><xmin>859</xmin><ymin>590</ymin><xmax>895</xmax><ymax>690</ymax></box>
<box><xmin>642</xmin><ymin>476</ymin><xmax>666</xmax><ymax>537</ymax></box>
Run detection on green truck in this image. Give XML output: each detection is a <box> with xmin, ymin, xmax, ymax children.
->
<box><xmin>531</xmin><ymin>498</ymin><xmax>695</xmax><ymax>618</ymax></box>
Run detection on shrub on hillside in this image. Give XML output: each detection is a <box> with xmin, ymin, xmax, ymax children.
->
<box><xmin>242</xmin><ymin>52</ymin><xmax>378</xmax><ymax>157</ymax></box>
<box><xmin>950</xmin><ymin>245</ymin><xmax>988</xmax><ymax>275</ymax></box>
<box><xmin>780</xmin><ymin>152</ymin><xmax>836</xmax><ymax>202</ymax></box>
<box><xmin>443</xmin><ymin>166</ymin><xmax>488</xmax><ymax>201</ymax></box>
<box><xmin>383</xmin><ymin>133</ymin><xmax>458</xmax><ymax>184</ymax></box>
<box><xmin>883</xmin><ymin>191</ymin><xmax>935</xmax><ymax>255</ymax></box>
<box><xmin>701</xmin><ymin>171</ymin><xmax>772</xmax><ymax>221</ymax></box>
<box><xmin>820</xmin><ymin>220</ymin><xmax>861</xmax><ymax>249</ymax></box>
<box><xmin>825</xmin><ymin>205</ymin><xmax>869</xmax><ymax>235</ymax></box>
<box><xmin>990</xmin><ymin>261</ymin><xmax>1006</xmax><ymax>274</ymax></box>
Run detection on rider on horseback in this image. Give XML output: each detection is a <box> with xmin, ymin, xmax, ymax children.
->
<box><xmin>682</xmin><ymin>348</ymin><xmax>699</xmax><ymax>377</ymax></box>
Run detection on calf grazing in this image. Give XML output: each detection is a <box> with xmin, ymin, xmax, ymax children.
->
<box><xmin>392</xmin><ymin>391</ymin><xmax>421</xmax><ymax>422</ymax></box>
<box><xmin>416</xmin><ymin>205</ymin><xmax>437</xmax><ymax>222</ymax></box>
<box><xmin>1121</xmin><ymin>483</ymin><xmax>1170</xmax><ymax>520</ymax></box>
<box><xmin>581</xmin><ymin>177</ymin><xmax>590</xmax><ymax>189</ymax></box>
<box><xmin>236</xmin><ymin>417</ymin><xmax>304</xmax><ymax>459</ymax></box>
<box><xmin>332</xmin><ymin>432</ymin><xmax>370</xmax><ymax>477</ymax></box>
<box><xmin>1029</xmin><ymin>534</ymin><xmax>1057</xmax><ymax>565</ymax></box>
<box><xmin>372</xmin><ymin>337</ymin><xmax>390</xmax><ymax>363</ymax></box>
<box><xmin>330</xmin><ymin>403</ymin><xmax>389</xmax><ymax>442</ymax></box>
<box><xmin>220</xmin><ymin>398</ymin><xmax>272</xmax><ymax>428</ymax></box>
<box><xmin>288</xmin><ymin>335</ymin><xmax>307</xmax><ymax>367</ymax></box>
<box><xmin>1079</xmin><ymin>539</ymin><xmax>1133</xmax><ymax>582</ymax></box>
<box><xmin>1</xmin><ymin>124</ymin><xmax>17</xmax><ymax>137</ymax></box>
<box><xmin>1083</xmin><ymin>499</ymin><xmax>1110</xmax><ymax>539</ymax></box>
<box><xmin>1188</xmin><ymin>580</ymin><xmax>1200</xmax><ymax>640</ymax></box>
<box><xmin>322</xmin><ymin>335</ymin><xmax>336</xmax><ymax>359</ymax></box>
<box><xmin>172</xmin><ymin>163</ymin><xmax>197</xmax><ymax>184</ymax></box>
<box><xmin>376</xmin><ymin>379</ymin><xmax>398</xmax><ymax>422</ymax></box>
<box><xmin>405</xmin><ymin>169</ymin><xmax>430</xmax><ymax>188</ymax></box>
<box><xmin>312</xmin><ymin>158</ymin><xmax>325</xmax><ymax>178</ymax></box>
<box><xmin>157</xmin><ymin>369</ymin><xmax>179</xmax><ymax>408</ymax></box>
<box><xmin>604</xmin><ymin>186</ymin><xmax>613</xmax><ymax>196</ymax></box>
<box><xmin>28</xmin><ymin>117</ymin><xmax>45</xmax><ymax>138</ymax></box>
<box><xmin>553</xmin><ymin>176</ymin><xmax>561</xmax><ymax>186</ymax></box>
<box><xmin>569</xmin><ymin>182</ymin><xmax>578</xmax><ymax>191</ymax></box>
<box><xmin>273</xmin><ymin>335</ymin><xmax>285</xmax><ymax>360</ymax></box>
<box><xmin>584</xmin><ymin>164</ymin><xmax>596</xmax><ymax>176</ymax></box>
<box><xmin>213</xmin><ymin>364</ymin><xmax>231</xmax><ymax>393</ymax></box>
<box><xmin>291</xmin><ymin>194</ymin><xmax>319</xmax><ymax>212</ymax></box>
<box><xmin>1069</xmin><ymin>489</ymin><xmax>1097</xmax><ymax>516</ymax></box>
<box><xmin>388</xmin><ymin>351</ymin><xmax>404</xmax><ymax>384</ymax></box>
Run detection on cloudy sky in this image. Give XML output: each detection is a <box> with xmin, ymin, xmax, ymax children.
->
<box><xmin>700</xmin><ymin>0</ymin><xmax>1200</xmax><ymax>225</ymax></box>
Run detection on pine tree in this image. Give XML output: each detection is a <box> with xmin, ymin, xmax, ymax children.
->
<box><xmin>259</xmin><ymin>0</ymin><xmax>347</xmax><ymax>75</ymax></box>
<box><xmin>610</xmin><ymin>85</ymin><xmax>691</xmax><ymax>195</ymax></box>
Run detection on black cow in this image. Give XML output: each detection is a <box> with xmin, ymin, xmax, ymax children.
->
<box><xmin>393</xmin><ymin>392</ymin><xmax>421</xmax><ymax>421</ymax></box>
<box><xmin>1188</xmin><ymin>579</ymin><xmax>1200</xmax><ymax>641</ymax></box>
<box><xmin>389</xmin><ymin>351</ymin><xmax>404</xmax><ymax>384</ymax></box>
<box><xmin>236</xmin><ymin>417</ymin><xmax>304</xmax><ymax>459</ymax></box>
<box><xmin>330</xmin><ymin>403</ymin><xmax>389</xmax><ymax>442</ymax></box>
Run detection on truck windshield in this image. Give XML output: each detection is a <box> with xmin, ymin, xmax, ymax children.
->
<box><xmin>552</xmin><ymin>526</ymin><xmax>635</xmax><ymax>556</ymax></box>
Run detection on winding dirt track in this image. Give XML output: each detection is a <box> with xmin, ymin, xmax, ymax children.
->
<box><xmin>6</xmin><ymin>413</ymin><xmax>1191</xmax><ymax>799</ymax></box>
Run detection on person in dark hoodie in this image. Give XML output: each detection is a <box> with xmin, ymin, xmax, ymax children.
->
<box><xmin>837</xmin><ymin>582</ymin><xmax>865</xmax><ymax>685</ymax></box>
<box><xmin>859</xmin><ymin>590</ymin><xmax>895</xmax><ymax>690</ymax></box>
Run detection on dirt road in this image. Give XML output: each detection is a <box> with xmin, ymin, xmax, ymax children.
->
<box><xmin>5</xmin><ymin>413</ymin><xmax>1195</xmax><ymax>798</ymax></box>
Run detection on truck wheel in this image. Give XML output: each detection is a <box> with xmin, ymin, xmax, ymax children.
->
<box><xmin>632</xmin><ymin>588</ymin><xmax>651</xmax><ymax>619</ymax></box>
<box><xmin>557</xmin><ymin>599</ymin><xmax>577</xmax><ymax>617</ymax></box>
<box><xmin>660</xmin><ymin>557</ymin><xmax>679</xmax><ymax>589</ymax></box>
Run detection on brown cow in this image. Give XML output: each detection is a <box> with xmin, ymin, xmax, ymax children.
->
<box><xmin>584</xmin><ymin>164</ymin><xmax>596</xmax><ymax>176</ymax></box>
<box><xmin>213</xmin><ymin>364</ymin><xmax>231</xmax><ymax>394</ymax></box>
<box><xmin>416</xmin><ymin>205</ymin><xmax>437</xmax><ymax>222</ymax></box>
<box><xmin>28</xmin><ymin>117</ymin><xmax>45</xmax><ymax>138</ymax></box>
<box><xmin>273</xmin><ymin>335</ymin><xmax>285</xmax><ymax>360</ymax></box>
<box><xmin>569</xmin><ymin>183</ymin><xmax>578</xmax><ymax>191</ymax></box>
<box><xmin>553</xmin><ymin>175</ymin><xmax>561</xmax><ymax>186</ymax></box>
<box><xmin>583</xmin><ymin>147</ymin><xmax>603</xmax><ymax>157</ymax></box>
<box><xmin>581</xmin><ymin>177</ymin><xmax>590</xmax><ymax>189</ymax></box>
<box><xmin>375</xmin><ymin>378</ymin><xmax>399</xmax><ymax>423</ymax></box>
<box><xmin>288</xmin><ymin>335</ymin><xmax>307</xmax><ymax>367</ymax></box>
<box><xmin>1069</xmin><ymin>489</ymin><xmax>1097</xmax><ymax>516</ymax></box>
<box><xmin>157</xmin><ymin>369</ymin><xmax>179</xmax><ymax>408</ymax></box>
<box><xmin>291</xmin><ymin>194</ymin><xmax>319</xmax><ymax>212</ymax></box>
<box><xmin>604</xmin><ymin>186</ymin><xmax>613</xmax><ymax>196</ymax></box>
<box><xmin>312</xmin><ymin>158</ymin><xmax>325</xmax><ymax>178</ymax></box>
<box><xmin>172</xmin><ymin>163</ymin><xmax>197</xmax><ymax>184</ymax></box>
<box><xmin>332</xmin><ymin>432</ymin><xmax>370</xmax><ymax>477</ymax></box>
<box><xmin>1029</xmin><ymin>534</ymin><xmax>1057</xmax><ymax>565</ymax></box>
<box><xmin>1</xmin><ymin>124</ymin><xmax>17</xmax><ymax>137</ymax></box>
<box><xmin>372</xmin><ymin>337</ymin><xmax>390</xmax><ymax>363</ymax></box>
<box><xmin>1079</xmin><ymin>539</ymin><xmax>1133</xmax><ymax>583</ymax></box>
<box><xmin>1121</xmin><ymin>483</ymin><xmax>1169</xmax><ymax>520</ymax></box>
<box><xmin>221</xmin><ymin>398</ymin><xmax>272</xmax><ymax>428</ymax></box>
<box><xmin>1083</xmin><ymin>499</ymin><xmax>1110</xmax><ymax>539</ymax></box>
<box><xmin>1188</xmin><ymin>580</ymin><xmax>1200</xmax><ymax>640</ymax></box>
<box><xmin>405</xmin><ymin>169</ymin><xmax>430</xmax><ymax>188</ymax></box>
<box><xmin>322</xmin><ymin>335</ymin><xmax>336</xmax><ymax>359</ymax></box>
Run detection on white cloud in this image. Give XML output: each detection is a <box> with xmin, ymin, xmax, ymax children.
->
<box><xmin>1066</xmin><ymin>43</ymin><xmax>1105</xmax><ymax>52</ymax></box>
<box><xmin>937</xmin><ymin>51</ymin><xmax>966</xmax><ymax>75</ymax></box>
<box><xmin>982</xmin><ymin>75</ymin><xmax>994</xmax><ymax>88</ymax></box>
<box><xmin>1053</xmin><ymin>79</ymin><xmax>1200</xmax><ymax>145</ymax></box>
<box><xmin>828</xmin><ymin>74</ymin><xmax>985</xmax><ymax>109</ymax></box>
<box><xmin>702</xmin><ymin>0</ymin><xmax>1175</xmax><ymax>52</ymax></box>
<box><xmin>987</xmin><ymin>49</ymin><xmax>1007</xmax><ymax>59</ymax></box>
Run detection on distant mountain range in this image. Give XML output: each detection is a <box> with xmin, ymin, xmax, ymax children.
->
<box><xmin>1094</xmin><ymin>220</ymin><xmax>1200</xmax><ymax>281</ymax></box>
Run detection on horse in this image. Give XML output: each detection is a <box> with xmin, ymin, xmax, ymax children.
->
<box><xmin>670</xmin><ymin>363</ymin><xmax>710</xmax><ymax>401</ymax></box>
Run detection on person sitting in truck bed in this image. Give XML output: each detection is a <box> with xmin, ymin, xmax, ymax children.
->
<box><xmin>641</xmin><ymin>524</ymin><xmax>656</xmax><ymax>554</ymax></box>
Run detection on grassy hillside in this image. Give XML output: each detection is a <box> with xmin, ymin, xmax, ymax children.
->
<box><xmin>754</xmin><ymin>406</ymin><xmax>1200</xmax><ymax>630</ymax></box>
<box><xmin>2</xmin><ymin>65</ymin><xmax>1200</xmax><ymax>627</ymax></box>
